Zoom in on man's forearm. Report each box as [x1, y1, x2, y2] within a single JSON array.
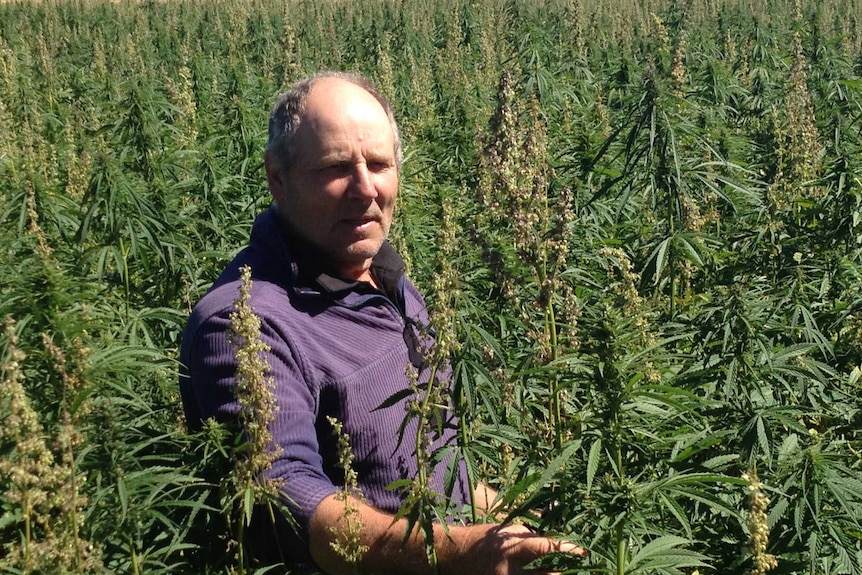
[[308, 492, 585, 575], [309, 493, 457, 575]]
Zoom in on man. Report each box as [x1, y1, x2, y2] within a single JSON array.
[[180, 71, 583, 574]]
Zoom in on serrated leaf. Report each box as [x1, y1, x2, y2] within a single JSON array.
[[243, 487, 255, 524], [587, 438, 602, 495], [373, 387, 414, 411], [536, 439, 581, 489], [777, 433, 799, 463], [628, 535, 708, 572]]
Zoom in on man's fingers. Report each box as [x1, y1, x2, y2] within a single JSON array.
[[507, 536, 587, 575], [486, 523, 589, 575], [535, 537, 587, 558], [555, 540, 588, 556], [514, 533, 587, 559]]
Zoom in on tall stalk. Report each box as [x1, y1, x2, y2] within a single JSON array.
[[412, 361, 441, 573], [616, 522, 627, 575], [546, 302, 562, 450]]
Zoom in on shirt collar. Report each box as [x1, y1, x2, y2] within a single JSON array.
[[277, 214, 406, 300], [312, 242, 404, 296]]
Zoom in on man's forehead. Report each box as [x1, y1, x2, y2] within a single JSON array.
[[296, 78, 394, 145], [306, 77, 384, 114]]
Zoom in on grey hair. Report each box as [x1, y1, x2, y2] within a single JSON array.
[[265, 71, 403, 171]]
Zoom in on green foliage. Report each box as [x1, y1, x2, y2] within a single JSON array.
[[1, 0, 861, 573]]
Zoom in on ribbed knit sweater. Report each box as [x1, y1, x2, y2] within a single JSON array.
[[179, 206, 471, 564]]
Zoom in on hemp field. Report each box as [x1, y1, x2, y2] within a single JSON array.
[[1, 0, 861, 573]]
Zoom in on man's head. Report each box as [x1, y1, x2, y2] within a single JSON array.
[[264, 73, 401, 283], [266, 72, 403, 175]]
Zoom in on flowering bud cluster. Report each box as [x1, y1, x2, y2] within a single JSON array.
[[742, 469, 778, 575], [1, 318, 101, 571], [227, 265, 283, 498], [326, 416, 369, 566]]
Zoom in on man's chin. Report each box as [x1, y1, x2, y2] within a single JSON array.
[[344, 238, 383, 259], [329, 241, 383, 277]]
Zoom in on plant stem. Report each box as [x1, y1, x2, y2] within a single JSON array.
[[236, 515, 246, 575], [129, 534, 141, 575], [23, 490, 31, 574], [546, 303, 562, 450], [120, 238, 131, 322], [414, 362, 440, 574], [616, 522, 626, 575], [459, 413, 479, 524]]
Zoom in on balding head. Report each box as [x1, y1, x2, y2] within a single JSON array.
[[266, 72, 402, 174]]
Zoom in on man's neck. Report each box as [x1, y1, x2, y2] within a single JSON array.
[[345, 265, 378, 288]]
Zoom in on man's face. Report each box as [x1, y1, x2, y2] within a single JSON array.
[[266, 78, 399, 282]]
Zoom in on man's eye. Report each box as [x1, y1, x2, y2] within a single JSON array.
[[368, 161, 392, 172], [321, 163, 349, 174]]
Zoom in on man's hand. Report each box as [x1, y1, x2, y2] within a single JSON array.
[[440, 522, 587, 575]]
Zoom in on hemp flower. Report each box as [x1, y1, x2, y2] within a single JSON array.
[[25, 179, 52, 258], [670, 28, 688, 97], [1, 318, 101, 572], [326, 416, 369, 568], [742, 469, 778, 575], [227, 265, 282, 496]]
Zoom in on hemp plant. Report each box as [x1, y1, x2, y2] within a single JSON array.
[[389, 315, 452, 574], [473, 68, 579, 453], [326, 415, 369, 572], [222, 264, 288, 573], [0, 318, 102, 574], [385, 193, 470, 574]]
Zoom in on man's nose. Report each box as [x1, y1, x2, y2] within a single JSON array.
[[349, 163, 377, 198]]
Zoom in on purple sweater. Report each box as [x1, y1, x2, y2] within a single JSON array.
[[179, 207, 471, 561]]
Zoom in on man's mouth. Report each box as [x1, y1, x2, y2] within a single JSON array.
[[343, 216, 378, 232]]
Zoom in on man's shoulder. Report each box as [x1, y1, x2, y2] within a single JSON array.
[[190, 270, 292, 324], [401, 275, 429, 310], [189, 277, 243, 322]]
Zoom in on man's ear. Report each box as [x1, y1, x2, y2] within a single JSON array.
[[264, 150, 286, 204]]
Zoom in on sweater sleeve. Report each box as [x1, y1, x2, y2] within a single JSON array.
[[179, 299, 338, 536]]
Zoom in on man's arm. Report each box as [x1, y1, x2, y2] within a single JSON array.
[[309, 493, 584, 575]]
